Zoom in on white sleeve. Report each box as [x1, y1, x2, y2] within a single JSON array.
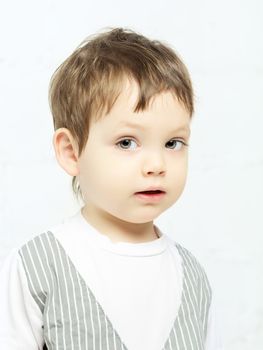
[[205, 294, 224, 350], [0, 248, 44, 350]]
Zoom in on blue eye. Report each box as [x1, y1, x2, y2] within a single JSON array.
[[116, 138, 188, 150]]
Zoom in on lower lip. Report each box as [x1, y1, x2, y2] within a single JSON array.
[[134, 192, 166, 202]]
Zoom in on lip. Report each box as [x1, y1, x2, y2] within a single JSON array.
[[135, 186, 166, 193], [134, 191, 166, 202], [134, 186, 166, 203]]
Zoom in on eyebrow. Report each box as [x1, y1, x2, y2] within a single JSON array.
[[118, 121, 190, 134]]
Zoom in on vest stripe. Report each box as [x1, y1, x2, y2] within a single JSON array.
[[46, 233, 67, 349], [32, 238, 53, 345], [38, 235, 58, 348], [179, 251, 202, 348], [26, 242, 46, 305], [201, 267, 210, 334], [64, 249, 80, 349], [180, 251, 203, 348], [20, 244, 44, 308], [19, 232, 212, 350], [176, 244, 212, 346]]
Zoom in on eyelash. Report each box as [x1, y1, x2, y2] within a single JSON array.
[[116, 138, 189, 150]]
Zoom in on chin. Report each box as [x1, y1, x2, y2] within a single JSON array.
[[121, 210, 165, 224]]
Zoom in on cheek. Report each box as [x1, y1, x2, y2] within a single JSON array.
[[178, 159, 188, 189], [78, 154, 130, 196], [170, 157, 188, 187], [96, 149, 134, 177]]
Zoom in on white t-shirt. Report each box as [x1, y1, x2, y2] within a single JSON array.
[[0, 210, 223, 349]]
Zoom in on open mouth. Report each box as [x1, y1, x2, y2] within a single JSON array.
[[137, 190, 164, 194], [134, 190, 166, 202]]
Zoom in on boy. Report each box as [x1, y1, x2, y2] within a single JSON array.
[[0, 27, 222, 349]]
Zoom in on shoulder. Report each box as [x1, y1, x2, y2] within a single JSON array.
[[13, 213, 80, 276], [175, 242, 213, 297], [18, 231, 53, 255], [175, 241, 208, 276], [0, 246, 20, 275], [17, 230, 64, 276], [17, 214, 71, 258]]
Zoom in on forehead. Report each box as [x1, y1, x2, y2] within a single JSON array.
[[116, 119, 190, 135], [92, 78, 190, 131]]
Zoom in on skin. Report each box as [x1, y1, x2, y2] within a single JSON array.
[[53, 78, 191, 244]]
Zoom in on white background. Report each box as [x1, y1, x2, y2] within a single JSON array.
[[0, 1, 262, 349]]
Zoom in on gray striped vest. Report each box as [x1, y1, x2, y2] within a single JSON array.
[[19, 231, 212, 350]]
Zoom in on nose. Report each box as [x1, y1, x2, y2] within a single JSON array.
[[142, 152, 166, 176]]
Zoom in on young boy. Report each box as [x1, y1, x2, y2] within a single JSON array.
[[0, 27, 222, 349]]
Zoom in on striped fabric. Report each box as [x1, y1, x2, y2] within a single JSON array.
[[19, 231, 212, 350]]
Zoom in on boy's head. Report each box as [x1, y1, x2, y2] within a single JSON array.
[[50, 27, 194, 225]]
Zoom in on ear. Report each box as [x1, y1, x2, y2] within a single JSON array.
[[52, 128, 80, 176]]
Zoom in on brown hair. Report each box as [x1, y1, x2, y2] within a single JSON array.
[[48, 27, 195, 202]]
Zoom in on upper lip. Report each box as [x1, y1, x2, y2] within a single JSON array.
[[135, 186, 166, 193]]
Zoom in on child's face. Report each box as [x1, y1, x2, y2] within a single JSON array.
[[77, 78, 191, 226]]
